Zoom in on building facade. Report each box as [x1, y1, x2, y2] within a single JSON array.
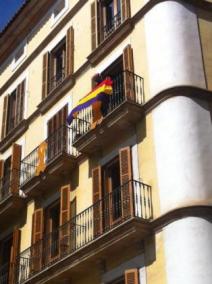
[[0, 0, 212, 283]]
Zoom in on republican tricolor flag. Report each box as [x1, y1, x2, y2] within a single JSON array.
[[67, 78, 113, 124]]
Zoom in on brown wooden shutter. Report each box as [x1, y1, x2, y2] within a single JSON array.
[[1, 95, 9, 140], [47, 104, 68, 160], [92, 166, 103, 237], [123, 44, 135, 101], [70, 197, 76, 251], [91, 1, 97, 51], [31, 208, 44, 272], [42, 52, 49, 100], [119, 147, 133, 218], [15, 80, 25, 126], [32, 208, 44, 244], [9, 228, 21, 284], [66, 26, 74, 76], [0, 160, 4, 197], [59, 184, 71, 255], [97, 1, 103, 44], [46, 209, 53, 264], [125, 269, 139, 284], [0, 160, 4, 179], [10, 143, 21, 195], [121, 0, 131, 22]]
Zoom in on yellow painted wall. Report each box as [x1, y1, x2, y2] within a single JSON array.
[[0, 1, 167, 282], [198, 10, 212, 90], [137, 114, 161, 218], [145, 232, 167, 284], [20, 201, 35, 252]]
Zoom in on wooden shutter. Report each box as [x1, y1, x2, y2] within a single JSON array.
[[125, 269, 139, 284], [46, 213, 53, 262], [121, 0, 131, 21], [119, 147, 133, 218], [0, 160, 4, 180], [0, 160, 4, 200], [59, 184, 71, 255], [15, 80, 25, 126], [91, 1, 97, 51], [10, 144, 21, 195], [42, 52, 49, 100], [97, 1, 104, 44], [31, 208, 44, 272], [9, 229, 21, 284], [92, 166, 103, 237], [47, 104, 68, 160], [66, 26, 74, 76], [123, 44, 135, 101], [32, 209, 44, 244], [70, 198, 76, 251], [1, 95, 9, 140]]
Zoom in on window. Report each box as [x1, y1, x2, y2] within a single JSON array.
[[7, 90, 17, 134], [0, 235, 13, 265], [52, 0, 68, 25], [0, 234, 13, 283], [91, 0, 130, 50], [103, 157, 122, 226], [49, 39, 66, 92], [102, 0, 121, 39], [45, 201, 60, 260], [14, 47, 25, 63], [12, 43, 27, 70], [1, 80, 25, 140], [97, 56, 124, 116], [42, 26, 74, 99], [109, 277, 125, 284], [1, 157, 11, 200], [54, 0, 65, 17], [92, 147, 133, 237], [47, 104, 68, 161]]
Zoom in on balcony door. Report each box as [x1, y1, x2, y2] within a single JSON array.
[[49, 39, 66, 91], [101, 0, 121, 39], [45, 202, 60, 263], [103, 157, 122, 230], [47, 104, 68, 162], [1, 157, 11, 200], [0, 235, 12, 283], [101, 56, 124, 115], [92, 146, 133, 237]]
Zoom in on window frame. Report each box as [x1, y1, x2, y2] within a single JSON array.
[[12, 41, 27, 71], [51, 0, 69, 27], [6, 90, 17, 135], [49, 38, 66, 92]]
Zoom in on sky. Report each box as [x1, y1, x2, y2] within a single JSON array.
[[0, 0, 25, 32]]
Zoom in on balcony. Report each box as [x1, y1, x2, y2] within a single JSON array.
[[72, 71, 144, 154], [0, 169, 23, 226], [16, 180, 152, 284], [20, 125, 79, 197], [48, 67, 66, 94], [0, 263, 9, 284], [103, 12, 122, 40]]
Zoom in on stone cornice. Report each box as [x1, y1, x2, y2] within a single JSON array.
[[152, 205, 212, 231]]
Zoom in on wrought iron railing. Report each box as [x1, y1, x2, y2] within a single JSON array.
[[20, 125, 79, 186], [0, 262, 10, 284], [0, 169, 20, 203], [0, 172, 11, 203], [48, 67, 66, 93], [103, 11, 122, 39], [71, 70, 144, 142], [6, 112, 24, 136], [16, 180, 152, 283]]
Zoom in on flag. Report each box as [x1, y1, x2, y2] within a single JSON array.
[[67, 78, 113, 124]]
